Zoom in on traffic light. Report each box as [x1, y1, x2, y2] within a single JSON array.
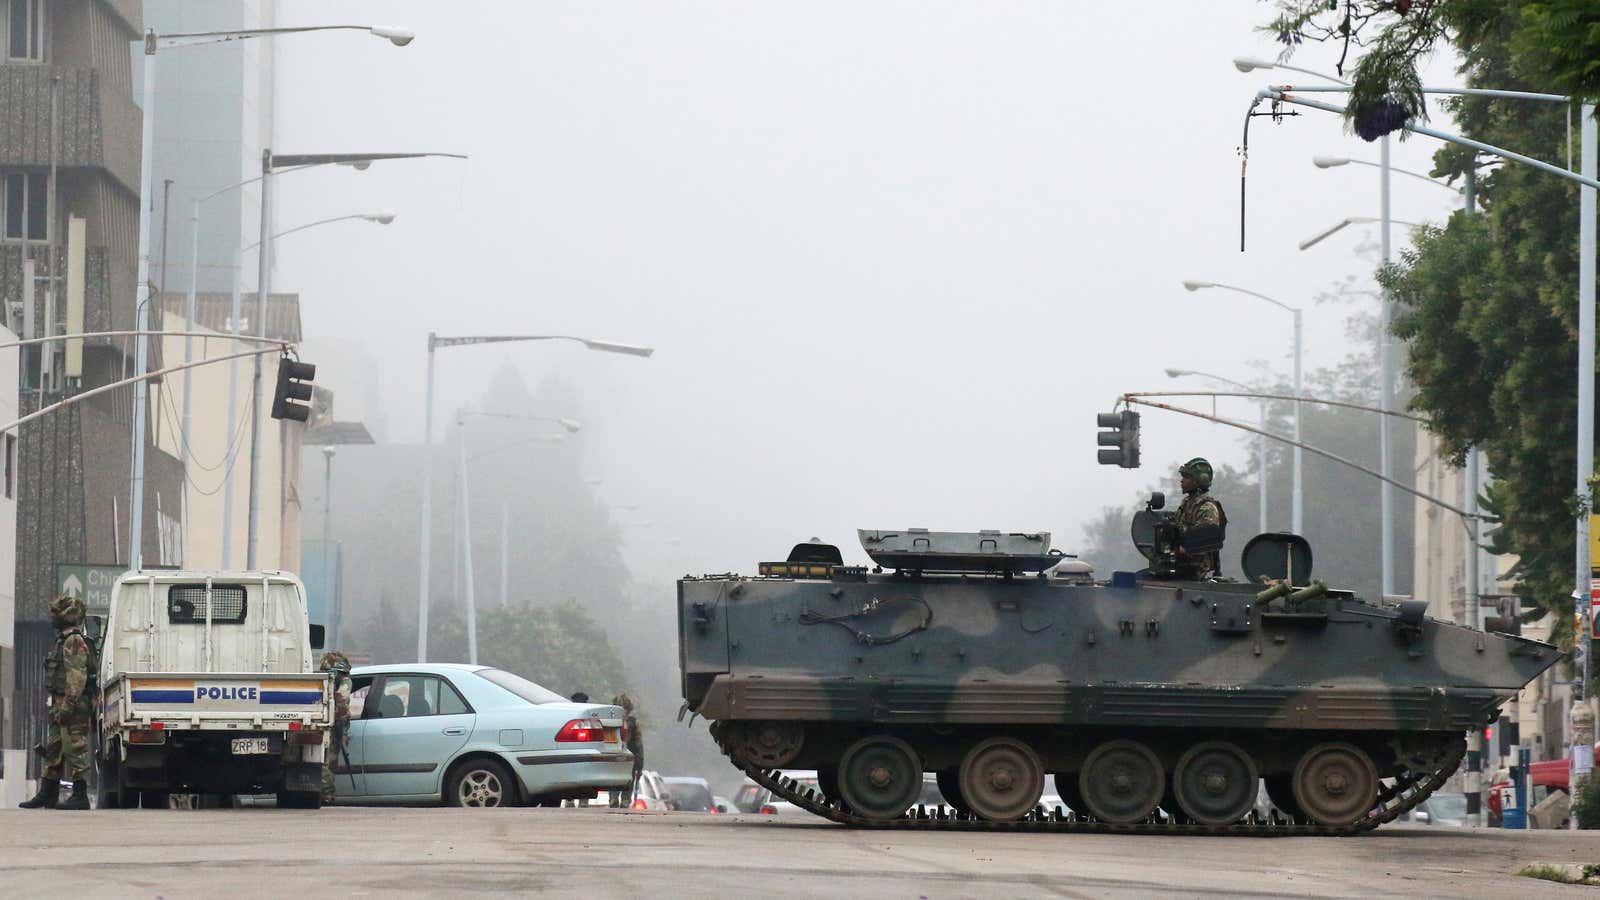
[[271, 355, 317, 422], [1096, 409, 1140, 468]]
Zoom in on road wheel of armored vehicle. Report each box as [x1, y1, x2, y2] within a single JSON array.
[[837, 735, 923, 822], [1291, 742, 1378, 828], [728, 721, 805, 769], [958, 738, 1045, 823], [1173, 741, 1258, 827], [1080, 739, 1164, 825], [448, 758, 515, 808], [936, 768, 972, 815]]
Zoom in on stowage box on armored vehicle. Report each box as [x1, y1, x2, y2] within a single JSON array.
[[677, 521, 1559, 834]]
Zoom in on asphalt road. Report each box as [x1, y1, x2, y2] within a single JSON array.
[[3, 806, 1599, 898]]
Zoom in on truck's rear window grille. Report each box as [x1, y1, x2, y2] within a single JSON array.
[[167, 585, 247, 625]]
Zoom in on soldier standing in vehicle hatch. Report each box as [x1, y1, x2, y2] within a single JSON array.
[[20, 595, 94, 810], [318, 651, 353, 804], [1175, 457, 1227, 579]]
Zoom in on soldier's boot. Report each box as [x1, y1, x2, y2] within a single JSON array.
[[18, 778, 60, 809], [57, 780, 89, 810]]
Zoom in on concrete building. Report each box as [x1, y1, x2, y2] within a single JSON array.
[[158, 290, 303, 573], [142, 0, 276, 297], [0, 0, 188, 756]]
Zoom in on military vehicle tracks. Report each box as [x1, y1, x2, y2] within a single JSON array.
[[722, 736, 1465, 837]]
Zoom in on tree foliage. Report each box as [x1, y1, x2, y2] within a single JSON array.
[[1263, 0, 1600, 132], [1379, 6, 1592, 643]]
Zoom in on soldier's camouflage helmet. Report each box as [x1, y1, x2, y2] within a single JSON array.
[[318, 650, 351, 674], [49, 593, 86, 626], [1179, 457, 1214, 490]]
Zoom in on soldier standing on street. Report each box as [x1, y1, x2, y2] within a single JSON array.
[[610, 692, 643, 808], [1175, 457, 1227, 579], [20, 595, 94, 810], [318, 651, 353, 805]]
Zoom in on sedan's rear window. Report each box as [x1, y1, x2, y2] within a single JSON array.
[[668, 783, 713, 811], [476, 668, 568, 705]]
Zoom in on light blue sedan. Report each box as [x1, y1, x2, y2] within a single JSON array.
[[338, 664, 633, 807]]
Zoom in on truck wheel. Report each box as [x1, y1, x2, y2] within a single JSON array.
[[276, 790, 323, 810], [93, 754, 121, 809]]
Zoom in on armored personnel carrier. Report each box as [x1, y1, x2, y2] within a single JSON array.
[[677, 503, 1559, 834]]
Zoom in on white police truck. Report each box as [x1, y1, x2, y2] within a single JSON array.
[[93, 571, 334, 808]]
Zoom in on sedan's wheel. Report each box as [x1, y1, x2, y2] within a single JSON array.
[[958, 737, 1045, 823], [449, 759, 516, 808], [1052, 772, 1085, 816], [1173, 740, 1258, 827], [1079, 739, 1164, 825], [936, 768, 971, 814], [1291, 742, 1377, 828], [837, 735, 922, 822]]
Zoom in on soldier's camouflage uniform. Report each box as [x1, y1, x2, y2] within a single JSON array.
[[1175, 489, 1224, 578], [319, 651, 353, 803]]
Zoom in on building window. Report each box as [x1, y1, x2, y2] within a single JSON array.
[[2, 171, 47, 241], [3, 433, 13, 499], [5, 0, 44, 62]]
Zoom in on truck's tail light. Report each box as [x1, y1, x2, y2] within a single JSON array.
[[631, 798, 648, 810], [128, 729, 166, 745], [555, 718, 605, 743]]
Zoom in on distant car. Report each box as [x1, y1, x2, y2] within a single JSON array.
[[735, 770, 821, 814], [664, 777, 716, 812], [1404, 791, 1467, 826], [627, 769, 672, 810], [711, 794, 737, 814], [342, 664, 632, 808]]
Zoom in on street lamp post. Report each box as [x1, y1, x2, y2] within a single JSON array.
[[454, 411, 581, 659], [128, 23, 414, 572], [321, 445, 339, 647], [417, 334, 652, 662], [242, 152, 462, 571], [1181, 281, 1303, 534], [215, 209, 396, 567], [1166, 368, 1268, 535]]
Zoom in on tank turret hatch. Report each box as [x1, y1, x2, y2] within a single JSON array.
[[858, 528, 1059, 574], [1240, 532, 1314, 585]]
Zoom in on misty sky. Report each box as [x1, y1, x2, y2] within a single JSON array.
[[268, 2, 1466, 583]]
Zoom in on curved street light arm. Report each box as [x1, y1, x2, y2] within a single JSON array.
[[1270, 83, 1568, 103], [1122, 394, 1485, 522], [1260, 90, 1600, 191], [1127, 390, 1432, 424], [1190, 281, 1300, 313], [241, 213, 393, 252]]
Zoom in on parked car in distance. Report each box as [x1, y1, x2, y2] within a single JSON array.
[[1402, 791, 1467, 826], [664, 777, 715, 812], [627, 769, 672, 810], [342, 664, 632, 808], [735, 770, 821, 814]]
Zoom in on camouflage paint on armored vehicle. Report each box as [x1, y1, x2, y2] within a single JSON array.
[[677, 514, 1559, 834]]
